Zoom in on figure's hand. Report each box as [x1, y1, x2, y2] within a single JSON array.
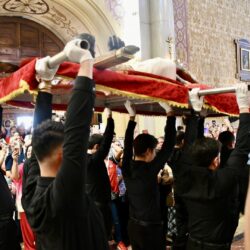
[[159, 102, 172, 113], [108, 35, 125, 51], [35, 56, 59, 81], [104, 107, 112, 118], [235, 83, 249, 110], [64, 39, 93, 63], [189, 88, 204, 112], [124, 100, 136, 117]]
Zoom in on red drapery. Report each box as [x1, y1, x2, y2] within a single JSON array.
[[0, 58, 239, 116]]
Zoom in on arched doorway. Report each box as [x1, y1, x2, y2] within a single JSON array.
[[0, 16, 64, 66]]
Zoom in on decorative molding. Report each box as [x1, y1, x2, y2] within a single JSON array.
[[0, 1, 122, 55], [43, 6, 77, 37], [173, 0, 189, 67], [3, 0, 49, 14]]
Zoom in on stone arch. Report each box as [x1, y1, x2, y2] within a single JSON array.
[[0, 0, 121, 56]]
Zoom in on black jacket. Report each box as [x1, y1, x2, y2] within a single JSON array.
[[86, 117, 114, 204], [177, 113, 250, 244], [22, 77, 109, 250], [122, 116, 176, 222]]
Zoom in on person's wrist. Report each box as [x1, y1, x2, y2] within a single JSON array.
[[166, 110, 174, 116], [239, 107, 249, 113], [13, 158, 18, 162], [38, 80, 52, 92]]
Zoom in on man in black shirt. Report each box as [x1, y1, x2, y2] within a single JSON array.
[[86, 107, 114, 238], [22, 40, 109, 250], [122, 100, 176, 250], [177, 85, 250, 250]]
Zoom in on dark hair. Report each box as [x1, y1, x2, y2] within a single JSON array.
[[32, 120, 64, 161], [177, 125, 184, 131], [190, 138, 220, 167], [88, 134, 103, 149], [25, 144, 32, 159], [4, 120, 11, 127], [133, 134, 158, 157], [75, 33, 96, 58], [218, 131, 235, 146], [176, 131, 185, 145]]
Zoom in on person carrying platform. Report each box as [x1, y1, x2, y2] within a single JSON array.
[[22, 39, 109, 250]]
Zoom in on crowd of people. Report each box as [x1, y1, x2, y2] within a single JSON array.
[[0, 36, 249, 250]]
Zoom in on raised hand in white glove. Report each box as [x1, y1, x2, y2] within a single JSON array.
[[235, 83, 249, 109], [159, 102, 172, 113], [35, 56, 59, 81], [64, 39, 93, 63], [189, 88, 204, 112], [124, 100, 136, 117], [104, 107, 112, 117]]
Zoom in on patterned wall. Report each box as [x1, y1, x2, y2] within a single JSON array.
[[187, 0, 250, 86], [104, 0, 125, 27], [173, 0, 189, 67]]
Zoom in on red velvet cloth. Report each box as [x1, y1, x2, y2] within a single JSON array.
[[0, 59, 241, 116]]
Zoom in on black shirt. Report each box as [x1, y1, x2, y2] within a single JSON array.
[[178, 113, 250, 244], [22, 77, 109, 250], [122, 116, 176, 222], [86, 117, 114, 204]]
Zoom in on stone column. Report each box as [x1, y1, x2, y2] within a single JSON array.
[[139, 0, 176, 60], [139, 0, 151, 60]]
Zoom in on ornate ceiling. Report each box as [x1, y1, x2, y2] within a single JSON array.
[[0, 0, 121, 55]]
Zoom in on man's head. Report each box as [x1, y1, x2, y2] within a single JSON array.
[[218, 131, 235, 149], [32, 120, 64, 175], [176, 131, 185, 147], [190, 137, 220, 170], [177, 125, 184, 132], [133, 134, 158, 162], [4, 120, 11, 128], [212, 120, 216, 126], [88, 134, 103, 153]]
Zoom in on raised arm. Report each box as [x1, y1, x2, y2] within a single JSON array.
[[151, 102, 176, 175], [245, 170, 250, 250], [52, 45, 94, 208], [22, 56, 56, 211], [122, 100, 136, 177], [224, 84, 250, 171], [183, 88, 205, 148], [94, 108, 114, 160], [10, 149, 20, 181]]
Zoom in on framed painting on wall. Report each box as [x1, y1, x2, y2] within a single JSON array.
[[235, 39, 250, 81]]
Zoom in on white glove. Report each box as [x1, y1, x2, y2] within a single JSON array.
[[235, 83, 249, 109], [159, 102, 172, 113], [189, 88, 204, 112], [35, 56, 59, 81], [124, 100, 136, 116], [104, 107, 112, 117], [64, 39, 93, 63]]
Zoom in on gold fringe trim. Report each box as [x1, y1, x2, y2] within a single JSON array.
[[96, 85, 188, 109], [0, 80, 37, 104], [203, 103, 238, 117]]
